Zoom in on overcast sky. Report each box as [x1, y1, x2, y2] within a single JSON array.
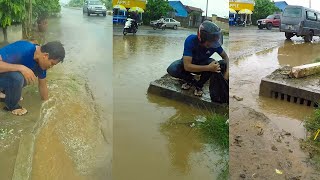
[[275, 0, 320, 11]]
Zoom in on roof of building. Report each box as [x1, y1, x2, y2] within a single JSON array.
[[168, 1, 188, 17], [274, 1, 288, 11], [184, 5, 203, 13]]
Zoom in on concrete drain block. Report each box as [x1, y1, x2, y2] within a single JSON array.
[[259, 68, 320, 107]]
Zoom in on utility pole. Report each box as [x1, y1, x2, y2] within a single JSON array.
[[205, 0, 208, 20], [309, 0, 311, 8]]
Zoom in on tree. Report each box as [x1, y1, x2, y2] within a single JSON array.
[[68, 0, 84, 7], [252, 0, 280, 25], [0, 0, 25, 42], [143, 0, 173, 24]]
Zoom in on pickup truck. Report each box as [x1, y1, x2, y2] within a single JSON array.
[[257, 14, 281, 30]]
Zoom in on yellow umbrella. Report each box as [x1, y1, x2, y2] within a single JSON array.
[[113, 4, 127, 11], [129, 7, 144, 13], [238, 9, 253, 14], [229, 8, 237, 14]]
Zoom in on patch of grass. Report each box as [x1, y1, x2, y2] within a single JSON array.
[[313, 57, 320, 63], [198, 113, 229, 180], [198, 113, 229, 150], [303, 109, 320, 169]]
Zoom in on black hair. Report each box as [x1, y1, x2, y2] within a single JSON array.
[[41, 41, 65, 62]]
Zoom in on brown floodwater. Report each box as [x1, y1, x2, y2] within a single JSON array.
[[230, 38, 320, 138], [113, 28, 229, 180], [0, 8, 112, 179]]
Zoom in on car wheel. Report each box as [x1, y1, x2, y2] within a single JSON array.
[[123, 29, 127, 35], [103, 13, 106, 17], [162, 25, 166, 30], [304, 30, 313, 42], [153, 26, 157, 30], [285, 32, 294, 40], [266, 23, 272, 30], [173, 25, 177, 30], [258, 25, 263, 29], [87, 11, 90, 16]]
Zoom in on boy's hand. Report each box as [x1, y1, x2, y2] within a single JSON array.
[[208, 61, 221, 73], [19, 65, 37, 85]]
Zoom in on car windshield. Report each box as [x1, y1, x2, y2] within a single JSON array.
[[89, 1, 102, 5], [266, 15, 275, 19], [283, 8, 302, 18]]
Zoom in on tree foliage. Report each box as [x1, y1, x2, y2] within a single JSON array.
[[143, 0, 173, 24], [68, 0, 84, 7], [32, 0, 61, 20], [252, 0, 280, 25], [0, 0, 25, 28]]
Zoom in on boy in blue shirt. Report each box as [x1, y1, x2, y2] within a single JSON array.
[[0, 40, 65, 115], [167, 21, 229, 97]]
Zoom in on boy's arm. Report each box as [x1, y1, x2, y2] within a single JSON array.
[[38, 78, 49, 100]]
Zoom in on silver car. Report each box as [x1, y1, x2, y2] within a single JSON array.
[[150, 18, 181, 30], [83, 0, 107, 16]]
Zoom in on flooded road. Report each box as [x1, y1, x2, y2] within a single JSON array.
[[0, 8, 112, 179], [113, 26, 229, 179], [230, 27, 320, 138]]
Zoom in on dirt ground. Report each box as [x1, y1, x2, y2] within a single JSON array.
[[229, 26, 320, 179]]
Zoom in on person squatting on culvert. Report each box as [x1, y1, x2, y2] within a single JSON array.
[[0, 40, 65, 116], [167, 21, 229, 100]]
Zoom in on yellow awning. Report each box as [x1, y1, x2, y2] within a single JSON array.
[[238, 9, 253, 15], [128, 7, 144, 13], [113, 5, 127, 11], [229, 8, 237, 14]]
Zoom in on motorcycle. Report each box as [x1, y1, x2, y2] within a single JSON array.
[[123, 18, 138, 35], [153, 22, 166, 30]]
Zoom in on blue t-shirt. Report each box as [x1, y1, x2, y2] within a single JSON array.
[[183, 34, 224, 65], [0, 40, 46, 79]]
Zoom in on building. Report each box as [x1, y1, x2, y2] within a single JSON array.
[[112, 0, 147, 24], [168, 1, 202, 28], [185, 5, 203, 27], [274, 1, 288, 12], [229, 0, 255, 25]]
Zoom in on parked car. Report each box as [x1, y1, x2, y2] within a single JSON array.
[[280, 5, 320, 42], [257, 14, 281, 30], [150, 18, 181, 30], [83, 0, 107, 16]]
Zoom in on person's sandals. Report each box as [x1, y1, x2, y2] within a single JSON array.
[[3, 106, 28, 116], [194, 87, 204, 97], [181, 82, 192, 90]]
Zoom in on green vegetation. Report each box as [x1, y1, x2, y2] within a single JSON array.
[[0, 0, 25, 42], [0, 0, 61, 41], [198, 113, 229, 180], [198, 114, 229, 150], [252, 0, 280, 25], [303, 109, 320, 169], [143, 0, 173, 25]]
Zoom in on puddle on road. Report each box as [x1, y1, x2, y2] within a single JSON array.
[[114, 33, 229, 179], [231, 39, 320, 138]]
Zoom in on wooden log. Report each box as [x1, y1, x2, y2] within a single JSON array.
[[290, 62, 320, 78]]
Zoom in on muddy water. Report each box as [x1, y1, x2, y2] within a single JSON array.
[[0, 8, 112, 179], [230, 38, 320, 138], [113, 29, 229, 179]]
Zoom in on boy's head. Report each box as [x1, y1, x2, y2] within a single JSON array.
[[37, 41, 65, 70], [197, 21, 223, 48]]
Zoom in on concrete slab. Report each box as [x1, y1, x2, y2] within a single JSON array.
[[259, 67, 320, 107], [147, 74, 227, 110]]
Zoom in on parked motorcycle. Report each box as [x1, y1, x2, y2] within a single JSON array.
[[123, 18, 138, 35]]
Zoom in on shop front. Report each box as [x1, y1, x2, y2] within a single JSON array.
[[229, 1, 254, 26]]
